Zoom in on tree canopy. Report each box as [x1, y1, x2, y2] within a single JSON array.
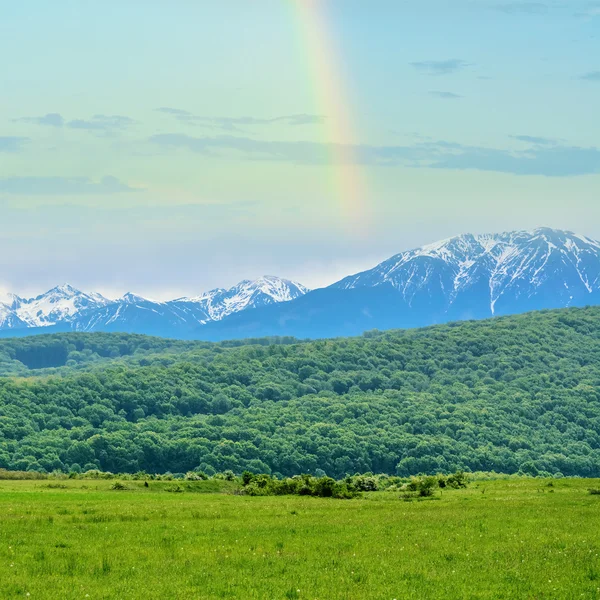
[[1, 307, 600, 478]]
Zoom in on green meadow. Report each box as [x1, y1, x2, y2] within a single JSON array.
[[1, 478, 599, 599]]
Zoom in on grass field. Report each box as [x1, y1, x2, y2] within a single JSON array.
[[1, 478, 599, 599]]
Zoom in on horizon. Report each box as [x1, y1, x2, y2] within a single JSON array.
[[0, 225, 596, 302]]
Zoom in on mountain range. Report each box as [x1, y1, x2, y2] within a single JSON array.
[[2, 228, 600, 340]]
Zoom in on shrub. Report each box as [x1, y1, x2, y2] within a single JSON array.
[[348, 475, 379, 492], [313, 477, 337, 497], [417, 476, 439, 497], [185, 471, 208, 481], [240, 473, 359, 499], [401, 471, 468, 498], [446, 471, 469, 489], [215, 470, 236, 481]]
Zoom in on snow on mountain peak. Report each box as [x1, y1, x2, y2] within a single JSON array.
[[120, 292, 159, 304], [10, 284, 111, 327], [332, 228, 600, 317], [180, 276, 309, 321], [50, 283, 79, 295], [1, 230, 598, 337]]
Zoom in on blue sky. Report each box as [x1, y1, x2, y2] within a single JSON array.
[[1, 0, 599, 299]]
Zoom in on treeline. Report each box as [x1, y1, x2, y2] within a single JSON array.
[[0, 466, 470, 499], [240, 470, 468, 498], [0, 331, 301, 375], [1, 307, 600, 478]]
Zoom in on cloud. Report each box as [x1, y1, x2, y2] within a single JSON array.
[[149, 132, 600, 177], [68, 115, 135, 131], [427, 144, 600, 177], [150, 133, 335, 163], [429, 91, 463, 99], [0, 137, 28, 152], [494, 2, 549, 14], [410, 59, 471, 76], [574, 2, 600, 18], [156, 107, 193, 118], [0, 176, 141, 195], [155, 107, 325, 131], [580, 71, 600, 81], [510, 135, 558, 145], [14, 113, 65, 127], [13, 113, 135, 132]]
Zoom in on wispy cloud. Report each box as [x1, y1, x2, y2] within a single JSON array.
[[155, 107, 325, 131], [510, 135, 559, 145], [13, 113, 135, 132], [15, 113, 65, 127], [427, 143, 599, 177], [0, 137, 29, 152], [429, 91, 463, 100], [68, 115, 135, 131], [410, 59, 471, 76], [574, 2, 600, 18], [156, 107, 193, 118], [149, 132, 600, 177], [494, 2, 549, 14], [0, 176, 141, 195], [580, 71, 600, 81]]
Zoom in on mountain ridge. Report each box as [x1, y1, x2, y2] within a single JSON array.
[[2, 228, 599, 339], [0, 276, 309, 335]]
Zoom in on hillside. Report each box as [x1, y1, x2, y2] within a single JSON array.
[[1, 306, 600, 477]]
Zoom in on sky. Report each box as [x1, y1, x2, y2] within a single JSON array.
[[1, 0, 599, 300]]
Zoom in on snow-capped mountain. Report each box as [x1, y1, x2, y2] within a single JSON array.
[[68, 276, 308, 334], [332, 228, 600, 320], [192, 228, 600, 341], [2, 230, 600, 341], [178, 276, 309, 321], [0, 302, 27, 330], [6, 284, 110, 328], [0, 277, 309, 337]]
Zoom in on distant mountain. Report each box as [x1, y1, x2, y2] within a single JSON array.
[[195, 228, 600, 340], [0, 303, 27, 330], [7, 284, 110, 327], [0, 277, 309, 337], [2, 229, 600, 340], [333, 228, 600, 319], [175, 276, 309, 321]]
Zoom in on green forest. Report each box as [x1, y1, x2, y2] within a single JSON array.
[[1, 306, 600, 478]]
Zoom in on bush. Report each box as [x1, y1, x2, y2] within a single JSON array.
[[402, 471, 468, 498], [347, 475, 379, 492], [215, 470, 236, 481], [185, 471, 208, 481], [241, 473, 360, 499], [417, 476, 439, 497], [446, 471, 469, 489]]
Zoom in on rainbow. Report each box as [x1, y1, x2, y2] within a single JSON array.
[[291, 0, 369, 232]]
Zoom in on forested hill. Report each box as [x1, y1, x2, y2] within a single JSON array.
[[1, 306, 600, 478]]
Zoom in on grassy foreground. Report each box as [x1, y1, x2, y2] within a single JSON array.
[[0, 478, 599, 599]]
